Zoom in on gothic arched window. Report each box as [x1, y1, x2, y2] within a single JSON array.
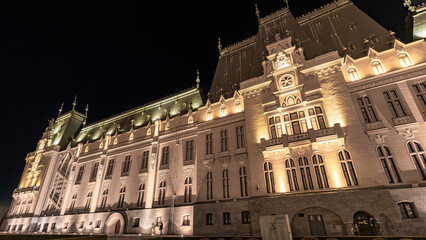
[[264, 162, 275, 193], [398, 53, 413, 68], [298, 157, 314, 190], [377, 146, 402, 183], [312, 154, 329, 188], [407, 141, 426, 180], [184, 177, 192, 203], [285, 159, 299, 191], [338, 150, 358, 186]]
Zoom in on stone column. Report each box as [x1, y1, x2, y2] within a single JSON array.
[[60, 162, 77, 215], [90, 153, 107, 213], [145, 141, 159, 209]]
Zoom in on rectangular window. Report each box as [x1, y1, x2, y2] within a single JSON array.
[[50, 222, 55, 230], [105, 159, 114, 179], [90, 162, 99, 182], [121, 155, 131, 176], [161, 146, 170, 166], [206, 213, 213, 225], [383, 90, 408, 118], [398, 202, 417, 219], [236, 126, 245, 149], [269, 116, 283, 138], [412, 82, 426, 111], [75, 166, 85, 184], [223, 212, 231, 225], [182, 215, 190, 226], [241, 211, 250, 224], [185, 140, 194, 161], [133, 218, 140, 227], [206, 133, 213, 155], [220, 130, 228, 152], [357, 96, 378, 123], [307, 107, 327, 130], [141, 151, 149, 170]]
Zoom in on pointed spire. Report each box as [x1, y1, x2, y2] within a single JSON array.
[[196, 69, 200, 88], [218, 37, 222, 55], [57, 102, 64, 118], [255, 4, 260, 21], [284, 0, 290, 10], [72, 95, 77, 111], [83, 104, 89, 125]]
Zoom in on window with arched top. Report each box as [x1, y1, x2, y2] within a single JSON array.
[[235, 100, 241, 113], [158, 181, 166, 205], [206, 171, 213, 200], [338, 150, 358, 186], [220, 105, 226, 117], [348, 68, 360, 81], [118, 187, 126, 208], [285, 159, 299, 191], [371, 61, 385, 75], [239, 167, 248, 197], [100, 189, 108, 210], [377, 146, 402, 183], [137, 184, 145, 207], [312, 154, 329, 188], [206, 108, 212, 120], [398, 53, 413, 68], [84, 191, 92, 211], [298, 157, 314, 190], [407, 141, 426, 180], [222, 169, 230, 198], [264, 162, 275, 193], [69, 194, 77, 212], [184, 177, 192, 203]]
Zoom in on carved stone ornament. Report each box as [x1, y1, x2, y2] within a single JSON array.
[[151, 153, 157, 169], [374, 134, 385, 145], [323, 142, 332, 152], [275, 52, 291, 70], [160, 172, 168, 180], [273, 151, 280, 160], [296, 147, 305, 156], [403, 129, 415, 140], [238, 157, 245, 166], [184, 167, 193, 176]]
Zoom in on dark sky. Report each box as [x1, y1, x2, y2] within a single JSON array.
[[0, 0, 409, 212]]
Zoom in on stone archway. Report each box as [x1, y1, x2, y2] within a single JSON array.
[[105, 212, 125, 235], [292, 207, 346, 236], [353, 211, 378, 236]]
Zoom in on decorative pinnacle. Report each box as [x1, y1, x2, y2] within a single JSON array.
[[284, 0, 289, 10], [218, 37, 222, 53], [57, 102, 64, 118], [72, 95, 77, 111], [196, 69, 200, 88], [83, 104, 89, 125], [255, 4, 260, 21]]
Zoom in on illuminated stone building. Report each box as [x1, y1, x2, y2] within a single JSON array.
[[3, 0, 426, 237]]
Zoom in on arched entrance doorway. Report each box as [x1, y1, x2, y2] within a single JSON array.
[[105, 212, 126, 235], [353, 211, 377, 236]]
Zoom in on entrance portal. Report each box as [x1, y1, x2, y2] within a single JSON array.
[[308, 214, 326, 236], [105, 212, 126, 235], [353, 211, 377, 236], [114, 220, 121, 235]]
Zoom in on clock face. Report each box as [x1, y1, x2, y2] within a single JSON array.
[[280, 74, 294, 87]]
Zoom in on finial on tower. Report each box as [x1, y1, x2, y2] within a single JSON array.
[[57, 102, 64, 118], [72, 95, 77, 111], [284, 0, 290, 10], [196, 69, 200, 88], [218, 37, 222, 54], [255, 4, 260, 21], [83, 104, 89, 125]]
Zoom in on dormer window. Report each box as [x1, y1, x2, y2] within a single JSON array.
[[371, 61, 385, 75], [348, 68, 360, 81], [279, 74, 295, 88], [235, 101, 241, 113], [398, 53, 413, 68], [220, 105, 226, 117], [206, 108, 212, 120]]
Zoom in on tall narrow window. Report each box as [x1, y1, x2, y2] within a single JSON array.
[[235, 100, 241, 113], [90, 162, 99, 182], [184, 177, 192, 203], [141, 151, 149, 170], [412, 82, 426, 111], [307, 107, 326, 130], [298, 157, 314, 190], [220, 104, 226, 117], [75, 166, 84, 184], [239, 167, 248, 197], [84, 192, 92, 211], [185, 140, 194, 161], [137, 184, 145, 207], [407, 141, 426, 180], [371, 61, 385, 75], [377, 146, 402, 183], [339, 150, 358, 186], [236, 126, 245, 149], [268, 116, 283, 138], [121, 155, 131, 176], [206, 133, 213, 155], [158, 181, 166, 205], [206, 108, 212, 120], [105, 159, 114, 179], [348, 68, 360, 81], [100, 189, 108, 210], [117, 187, 126, 209], [220, 130, 228, 152], [383, 90, 407, 118], [285, 159, 299, 191], [357, 96, 378, 123], [182, 215, 191, 226], [161, 146, 170, 166], [222, 169, 230, 198], [69, 194, 77, 212], [312, 154, 329, 188], [207, 171, 213, 200], [241, 211, 250, 224], [206, 213, 213, 225], [398, 53, 413, 68], [223, 212, 231, 225], [264, 162, 275, 193]]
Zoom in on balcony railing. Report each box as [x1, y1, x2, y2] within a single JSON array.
[[365, 120, 385, 131], [266, 138, 282, 147], [288, 132, 310, 142], [392, 115, 416, 126]]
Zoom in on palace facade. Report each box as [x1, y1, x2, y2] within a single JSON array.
[[3, 0, 426, 237]]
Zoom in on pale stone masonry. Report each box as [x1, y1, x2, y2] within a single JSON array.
[[3, 0, 426, 237]]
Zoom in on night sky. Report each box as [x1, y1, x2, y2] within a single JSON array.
[[0, 0, 409, 213]]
